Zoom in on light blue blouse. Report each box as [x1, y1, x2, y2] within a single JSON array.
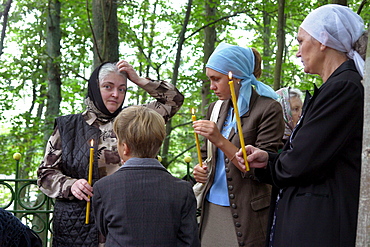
[[207, 107, 233, 206]]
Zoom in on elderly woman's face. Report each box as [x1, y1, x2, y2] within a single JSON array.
[[100, 73, 127, 113], [290, 96, 303, 127], [296, 28, 323, 75]]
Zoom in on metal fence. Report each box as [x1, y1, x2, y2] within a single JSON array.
[[0, 155, 194, 246], [0, 155, 53, 247]]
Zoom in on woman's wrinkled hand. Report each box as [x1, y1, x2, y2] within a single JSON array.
[[71, 179, 93, 201], [234, 145, 269, 171], [116, 60, 148, 86]]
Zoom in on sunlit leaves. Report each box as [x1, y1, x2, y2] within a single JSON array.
[[0, 0, 368, 179]]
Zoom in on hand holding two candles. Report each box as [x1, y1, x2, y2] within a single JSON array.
[[192, 117, 221, 183], [192, 108, 220, 183]]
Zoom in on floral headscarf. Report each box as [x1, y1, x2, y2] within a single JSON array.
[[86, 62, 125, 120], [276, 87, 294, 140]]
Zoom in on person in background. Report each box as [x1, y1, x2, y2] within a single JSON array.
[[235, 4, 367, 246], [275, 87, 303, 143], [93, 106, 200, 247], [192, 43, 284, 247], [37, 60, 184, 246], [0, 208, 42, 247]]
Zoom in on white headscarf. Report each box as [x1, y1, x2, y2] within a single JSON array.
[[300, 4, 365, 77]]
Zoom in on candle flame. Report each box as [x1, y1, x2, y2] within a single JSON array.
[[191, 108, 195, 115], [228, 71, 232, 80], [90, 139, 94, 146]]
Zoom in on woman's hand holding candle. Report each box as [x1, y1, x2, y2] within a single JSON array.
[[71, 179, 93, 201], [193, 163, 209, 184], [235, 145, 268, 171]]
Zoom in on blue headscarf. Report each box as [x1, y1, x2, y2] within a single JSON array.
[[206, 42, 278, 132]]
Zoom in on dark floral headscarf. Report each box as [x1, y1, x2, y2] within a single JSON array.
[[276, 87, 294, 140], [86, 62, 124, 119]]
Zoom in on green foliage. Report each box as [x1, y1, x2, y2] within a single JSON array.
[[0, 0, 368, 179]]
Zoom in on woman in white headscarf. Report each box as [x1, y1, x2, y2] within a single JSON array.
[[192, 43, 284, 247], [235, 4, 367, 246]]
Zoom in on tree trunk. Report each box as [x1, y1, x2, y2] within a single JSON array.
[[201, 0, 217, 117], [0, 0, 12, 58], [92, 0, 119, 68], [355, 27, 370, 247], [262, 3, 272, 81], [44, 0, 62, 140], [140, 1, 160, 103], [273, 0, 285, 90], [162, 0, 193, 168], [36, 0, 62, 241]]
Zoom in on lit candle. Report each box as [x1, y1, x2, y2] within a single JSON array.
[[228, 72, 250, 171], [191, 108, 203, 167], [85, 139, 94, 224]]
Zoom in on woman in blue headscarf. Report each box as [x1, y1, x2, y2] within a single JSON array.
[[193, 43, 284, 246]]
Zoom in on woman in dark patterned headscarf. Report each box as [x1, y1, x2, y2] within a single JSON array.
[[37, 60, 184, 246]]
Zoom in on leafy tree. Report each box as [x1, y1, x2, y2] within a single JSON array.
[[0, 0, 368, 180], [0, 1, 368, 244]]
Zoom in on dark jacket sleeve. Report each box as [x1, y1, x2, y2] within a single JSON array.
[[271, 79, 363, 188]]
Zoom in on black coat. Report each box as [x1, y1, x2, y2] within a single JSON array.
[[256, 60, 363, 247]]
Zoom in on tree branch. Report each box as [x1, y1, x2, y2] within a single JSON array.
[[0, 0, 12, 58], [357, 0, 368, 15], [86, 0, 102, 63]]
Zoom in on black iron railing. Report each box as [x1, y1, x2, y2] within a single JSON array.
[[0, 154, 53, 246]]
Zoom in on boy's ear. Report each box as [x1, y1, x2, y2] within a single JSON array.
[[122, 142, 130, 155]]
